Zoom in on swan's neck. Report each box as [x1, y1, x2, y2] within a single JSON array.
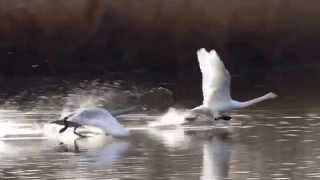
[[237, 93, 275, 108]]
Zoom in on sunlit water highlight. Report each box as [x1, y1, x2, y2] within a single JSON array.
[[0, 78, 320, 179]]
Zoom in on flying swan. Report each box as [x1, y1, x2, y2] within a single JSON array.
[[187, 48, 278, 121], [51, 108, 130, 138]]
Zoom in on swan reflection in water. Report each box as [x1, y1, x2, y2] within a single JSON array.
[[201, 131, 232, 180], [147, 124, 233, 180], [0, 132, 129, 170], [58, 134, 129, 168]]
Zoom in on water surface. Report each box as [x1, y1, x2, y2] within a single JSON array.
[[0, 78, 319, 180]]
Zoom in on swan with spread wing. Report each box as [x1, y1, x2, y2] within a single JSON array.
[[51, 108, 130, 138], [187, 48, 278, 121]]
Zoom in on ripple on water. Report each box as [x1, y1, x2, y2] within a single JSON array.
[[282, 116, 304, 119], [301, 139, 316, 143], [282, 134, 299, 137], [306, 173, 320, 178], [278, 121, 290, 125], [1, 78, 320, 180]]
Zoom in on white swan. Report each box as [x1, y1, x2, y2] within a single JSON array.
[[188, 48, 278, 120], [52, 108, 129, 138]]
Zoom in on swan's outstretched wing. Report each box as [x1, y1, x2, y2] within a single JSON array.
[[197, 48, 231, 106], [69, 108, 129, 137]]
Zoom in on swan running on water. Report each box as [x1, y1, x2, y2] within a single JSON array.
[[187, 48, 278, 121], [51, 108, 130, 138]]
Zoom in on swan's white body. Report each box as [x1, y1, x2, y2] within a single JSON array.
[[65, 108, 129, 137], [191, 48, 277, 118]]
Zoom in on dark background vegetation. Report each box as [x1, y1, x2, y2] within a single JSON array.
[[0, 0, 319, 93]]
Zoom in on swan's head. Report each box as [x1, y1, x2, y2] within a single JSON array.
[[265, 92, 278, 99]]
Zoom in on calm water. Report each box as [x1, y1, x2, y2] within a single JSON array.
[[0, 78, 320, 180]]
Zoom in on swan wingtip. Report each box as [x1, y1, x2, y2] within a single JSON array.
[[209, 49, 217, 55], [197, 48, 208, 54], [197, 48, 217, 53]]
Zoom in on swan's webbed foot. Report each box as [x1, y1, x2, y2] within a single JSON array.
[[214, 115, 232, 121], [73, 127, 86, 138]]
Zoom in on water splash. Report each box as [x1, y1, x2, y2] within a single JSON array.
[[60, 80, 140, 119], [147, 127, 191, 150], [0, 122, 43, 140], [61, 85, 115, 118], [148, 108, 191, 127]]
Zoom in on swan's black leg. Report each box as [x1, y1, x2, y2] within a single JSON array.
[[214, 115, 232, 121], [74, 139, 80, 153], [221, 115, 232, 121], [73, 127, 86, 138], [58, 114, 75, 133], [59, 118, 69, 133], [59, 126, 68, 133]]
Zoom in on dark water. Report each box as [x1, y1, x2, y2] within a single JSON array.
[[0, 78, 319, 180]]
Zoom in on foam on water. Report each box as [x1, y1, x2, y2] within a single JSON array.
[[0, 122, 44, 139], [0, 121, 101, 141], [147, 127, 192, 150], [148, 108, 190, 127]]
